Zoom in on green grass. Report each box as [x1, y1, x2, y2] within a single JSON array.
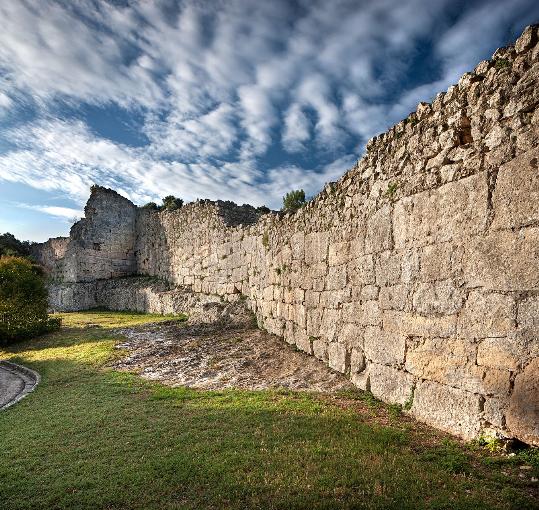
[[0, 311, 537, 510]]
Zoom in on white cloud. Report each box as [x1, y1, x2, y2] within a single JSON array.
[[282, 103, 311, 153], [18, 204, 84, 221], [0, 0, 536, 240]]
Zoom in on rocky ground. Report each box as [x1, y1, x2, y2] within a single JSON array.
[[111, 305, 353, 392]]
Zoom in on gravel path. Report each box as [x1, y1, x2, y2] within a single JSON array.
[[0, 361, 40, 410]]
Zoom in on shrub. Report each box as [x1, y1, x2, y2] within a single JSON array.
[[141, 202, 159, 211], [282, 189, 306, 212], [162, 196, 184, 211], [0, 256, 59, 345]]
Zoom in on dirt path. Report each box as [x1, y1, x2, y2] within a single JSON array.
[[112, 316, 353, 392]]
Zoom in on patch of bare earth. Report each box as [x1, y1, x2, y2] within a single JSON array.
[[111, 306, 353, 392]]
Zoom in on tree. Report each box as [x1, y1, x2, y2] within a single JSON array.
[[0, 232, 32, 257], [0, 256, 60, 344], [282, 189, 306, 212], [161, 196, 184, 211]]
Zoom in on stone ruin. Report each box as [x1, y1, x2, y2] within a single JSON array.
[[33, 26, 539, 445]]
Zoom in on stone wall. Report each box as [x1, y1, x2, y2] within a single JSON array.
[[35, 26, 539, 445]]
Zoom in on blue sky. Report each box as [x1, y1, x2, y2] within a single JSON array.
[[0, 0, 538, 242]]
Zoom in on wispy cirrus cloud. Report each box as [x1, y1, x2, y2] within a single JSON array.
[[0, 0, 538, 240]]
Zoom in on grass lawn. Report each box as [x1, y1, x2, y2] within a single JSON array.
[[0, 311, 537, 510]]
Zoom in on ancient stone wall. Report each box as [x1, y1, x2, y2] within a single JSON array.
[[35, 26, 539, 445]]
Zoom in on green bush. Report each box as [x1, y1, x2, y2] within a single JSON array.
[[0, 256, 60, 345], [282, 189, 306, 212]]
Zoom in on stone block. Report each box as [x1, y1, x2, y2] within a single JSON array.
[[477, 336, 527, 371], [375, 251, 401, 286], [363, 326, 406, 365], [350, 348, 366, 374], [458, 291, 515, 340], [349, 254, 376, 286], [360, 285, 379, 301], [328, 342, 348, 373], [506, 357, 539, 446], [305, 231, 329, 264], [338, 323, 363, 350], [491, 150, 539, 230], [411, 380, 483, 439], [464, 228, 539, 290], [312, 338, 328, 361], [328, 241, 350, 266], [393, 173, 488, 249], [412, 280, 464, 315], [365, 205, 393, 254], [378, 284, 408, 311], [326, 265, 347, 290], [483, 396, 508, 429], [369, 364, 415, 405], [383, 310, 457, 338]]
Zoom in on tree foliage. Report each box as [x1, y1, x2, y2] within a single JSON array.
[[161, 196, 184, 211], [282, 189, 306, 212], [0, 232, 32, 257], [0, 256, 60, 345]]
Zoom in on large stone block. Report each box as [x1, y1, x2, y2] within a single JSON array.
[[464, 228, 539, 290], [369, 364, 415, 405], [506, 358, 539, 446], [378, 284, 408, 311], [383, 310, 457, 338], [328, 342, 348, 373], [365, 205, 393, 254], [363, 326, 406, 365], [393, 173, 488, 249], [458, 291, 515, 338], [412, 280, 464, 315], [477, 337, 525, 371], [491, 150, 539, 230], [411, 380, 483, 439], [405, 337, 483, 393], [305, 231, 330, 264]]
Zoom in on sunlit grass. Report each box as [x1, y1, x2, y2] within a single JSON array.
[[0, 311, 536, 510]]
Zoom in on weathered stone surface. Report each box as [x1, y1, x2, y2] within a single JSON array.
[[363, 326, 405, 366], [464, 229, 539, 290], [491, 150, 539, 230], [405, 337, 482, 393], [328, 342, 348, 373], [506, 358, 539, 446], [412, 280, 464, 315], [411, 380, 483, 439], [477, 337, 524, 371], [458, 291, 515, 339], [393, 173, 488, 249], [365, 205, 392, 254], [369, 364, 415, 405]]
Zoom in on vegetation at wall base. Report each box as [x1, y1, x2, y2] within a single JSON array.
[[0, 256, 60, 345], [0, 310, 537, 510]]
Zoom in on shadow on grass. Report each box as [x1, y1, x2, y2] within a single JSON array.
[[1, 352, 537, 510]]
